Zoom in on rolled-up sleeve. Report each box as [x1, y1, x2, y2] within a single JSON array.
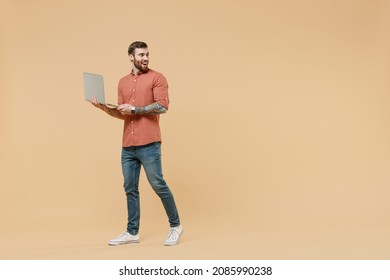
[[153, 73, 169, 109]]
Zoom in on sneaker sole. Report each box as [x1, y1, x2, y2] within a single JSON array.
[[163, 229, 184, 246], [108, 240, 140, 246]]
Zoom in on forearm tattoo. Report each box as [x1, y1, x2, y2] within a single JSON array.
[[134, 102, 167, 115]]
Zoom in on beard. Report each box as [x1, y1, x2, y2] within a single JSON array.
[[134, 60, 149, 73]]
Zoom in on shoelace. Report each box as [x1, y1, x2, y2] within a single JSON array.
[[118, 231, 129, 238], [166, 228, 180, 240]]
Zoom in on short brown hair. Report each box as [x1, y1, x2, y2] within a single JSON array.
[[128, 41, 148, 55]]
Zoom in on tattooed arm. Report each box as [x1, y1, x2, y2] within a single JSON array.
[[117, 102, 167, 116], [134, 102, 167, 115]]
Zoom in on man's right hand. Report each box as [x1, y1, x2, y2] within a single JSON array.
[[91, 96, 107, 111], [90, 96, 125, 120]]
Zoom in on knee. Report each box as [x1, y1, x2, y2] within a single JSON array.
[[150, 179, 170, 195], [123, 182, 139, 196]]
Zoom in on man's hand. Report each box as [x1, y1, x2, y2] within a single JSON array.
[[117, 104, 134, 115], [90, 96, 126, 120], [91, 96, 108, 111]]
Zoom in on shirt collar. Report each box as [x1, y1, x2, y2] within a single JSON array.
[[130, 69, 149, 76]]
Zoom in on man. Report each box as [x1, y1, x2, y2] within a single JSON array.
[[91, 41, 183, 246]]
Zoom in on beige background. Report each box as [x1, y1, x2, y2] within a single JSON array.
[[1, 0, 390, 259]]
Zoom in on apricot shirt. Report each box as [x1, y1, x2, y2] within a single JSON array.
[[118, 69, 169, 147]]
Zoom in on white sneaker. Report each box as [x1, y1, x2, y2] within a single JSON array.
[[164, 225, 183, 246], [108, 231, 139, 246]]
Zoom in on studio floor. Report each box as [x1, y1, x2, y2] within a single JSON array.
[[1, 222, 390, 260]]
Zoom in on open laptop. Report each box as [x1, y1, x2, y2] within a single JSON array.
[[83, 72, 118, 108]]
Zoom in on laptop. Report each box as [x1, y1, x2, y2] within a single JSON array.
[[83, 72, 118, 108]]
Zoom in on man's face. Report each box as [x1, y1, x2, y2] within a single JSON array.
[[130, 48, 149, 73]]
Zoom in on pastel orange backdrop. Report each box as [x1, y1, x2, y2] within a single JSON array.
[[1, 0, 390, 259]]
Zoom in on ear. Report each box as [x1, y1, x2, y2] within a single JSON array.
[[129, 54, 134, 62]]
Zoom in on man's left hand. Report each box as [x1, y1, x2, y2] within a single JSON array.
[[117, 104, 133, 115]]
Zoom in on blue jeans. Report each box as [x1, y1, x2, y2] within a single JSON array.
[[121, 142, 180, 235]]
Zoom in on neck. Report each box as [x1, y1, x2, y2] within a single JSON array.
[[132, 66, 140, 75]]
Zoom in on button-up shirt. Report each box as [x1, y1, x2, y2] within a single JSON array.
[[118, 69, 169, 147]]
